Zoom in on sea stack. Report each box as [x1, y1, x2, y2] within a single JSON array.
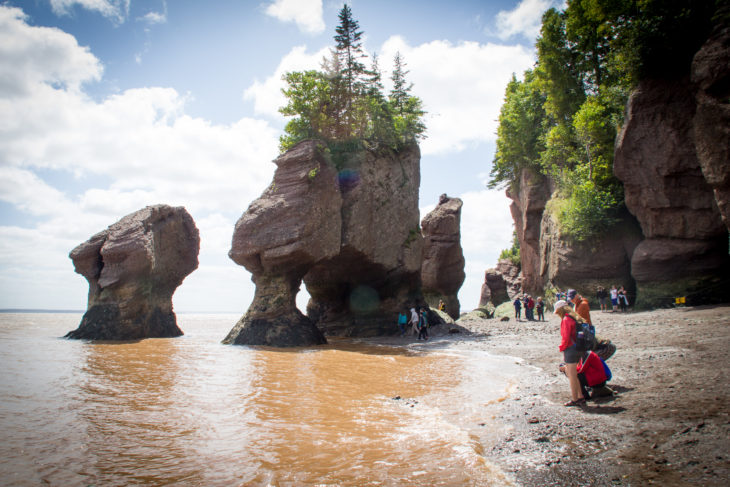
[[65, 205, 200, 340], [224, 139, 424, 346], [420, 194, 465, 319]]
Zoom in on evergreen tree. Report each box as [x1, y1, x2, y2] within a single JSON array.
[[389, 51, 412, 116], [334, 4, 368, 108], [277, 4, 426, 152], [388, 52, 426, 144]]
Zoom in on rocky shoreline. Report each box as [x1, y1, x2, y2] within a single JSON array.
[[407, 304, 730, 486]]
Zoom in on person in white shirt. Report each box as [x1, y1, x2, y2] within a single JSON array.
[[409, 307, 420, 336], [610, 285, 618, 312]]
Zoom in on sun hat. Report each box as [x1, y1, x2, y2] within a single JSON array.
[[553, 300, 569, 313], [566, 289, 577, 300]]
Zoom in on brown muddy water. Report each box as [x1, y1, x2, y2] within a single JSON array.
[[0, 313, 523, 486]]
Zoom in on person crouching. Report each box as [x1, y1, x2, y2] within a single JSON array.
[[554, 300, 586, 407]]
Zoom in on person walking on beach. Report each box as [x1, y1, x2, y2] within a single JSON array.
[[409, 307, 420, 336], [536, 297, 545, 321], [567, 289, 592, 325], [417, 308, 429, 340], [526, 295, 535, 321], [554, 300, 585, 407], [610, 285, 619, 312], [618, 286, 629, 312], [513, 296, 522, 320], [597, 286, 608, 312], [397, 310, 408, 336]]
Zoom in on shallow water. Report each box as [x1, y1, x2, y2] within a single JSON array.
[[0, 313, 521, 486]]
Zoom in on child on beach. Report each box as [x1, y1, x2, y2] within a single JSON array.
[[513, 296, 522, 320]]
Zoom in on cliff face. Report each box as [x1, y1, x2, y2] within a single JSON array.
[[225, 140, 424, 346], [614, 74, 730, 306], [500, 169, 638, 302], [493, 25, 730, 308], [65, 205, 200, 340], [538, 208, 641, 296], [692, 24, 730, 230], [506, 170, 551, 293], [420, 194, 465, 319]]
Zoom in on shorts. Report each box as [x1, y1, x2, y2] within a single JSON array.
[[611, 298, 618, 306], [563, 344, 581, 364], [599, 297, 608, 306]]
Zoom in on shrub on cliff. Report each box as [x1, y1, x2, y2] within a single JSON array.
[[278, 4, 426, 154]]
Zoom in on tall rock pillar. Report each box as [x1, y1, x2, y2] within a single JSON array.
[[420, 194, 465, 318]]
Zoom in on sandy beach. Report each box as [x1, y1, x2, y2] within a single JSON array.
[[443, 304, 730, 486]]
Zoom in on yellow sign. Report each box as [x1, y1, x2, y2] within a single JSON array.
[[675, 297, 686, 305]]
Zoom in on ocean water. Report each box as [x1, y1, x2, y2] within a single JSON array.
[[0, 313, 521, 486]]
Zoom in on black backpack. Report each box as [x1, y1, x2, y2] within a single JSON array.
[[575, 320, 596, 352]]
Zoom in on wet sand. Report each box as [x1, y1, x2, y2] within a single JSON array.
[[449, 304, 730, 486]]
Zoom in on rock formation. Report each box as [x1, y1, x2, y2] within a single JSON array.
[[614, 74, 730, 306], [487, 9, 730, 309], [65, 205, 200, 340], [506, 170, 551, 293], [537, 209, 641, 297], [692, 23, 730, 230], [420, 194, 465, 318], [224, 141, 338, 346], [479, 259, 521, 307], [225, 140, 424, 346], [500, 168, 638, 301]]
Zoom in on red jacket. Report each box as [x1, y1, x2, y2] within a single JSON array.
[[578, 351, 608, 386], [559, 315, 576, 351]]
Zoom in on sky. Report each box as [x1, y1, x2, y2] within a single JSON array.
[[0, 0, 562, 313]]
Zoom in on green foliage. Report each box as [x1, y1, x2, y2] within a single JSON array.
[[404, 226, 421, 249], [278, 4, 426, 154], [498, 231, 521, 267], [554, 171, 624, 242], [489, 0, 719, 243], [489, 71, 546, 190]]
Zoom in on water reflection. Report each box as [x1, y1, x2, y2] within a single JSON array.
[[0, 314, 519, 486]]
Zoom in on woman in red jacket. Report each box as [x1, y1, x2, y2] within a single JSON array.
[[554, 300, 585, 407]]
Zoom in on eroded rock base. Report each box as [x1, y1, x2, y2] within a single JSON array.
[[65, 304, 183, 340], [222, 312, 326, 347]]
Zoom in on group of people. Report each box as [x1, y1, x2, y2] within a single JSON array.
[[512, 295, 546, 321], [397, 306, 430, 340], [554, 288, 615, 408], [596, 285, 630, 312]]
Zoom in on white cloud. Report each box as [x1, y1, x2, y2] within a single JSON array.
[[494, 0, 561, 41], [457, 187, 514, 310], [244, 36, 535, 155], [0, 6, 278, 312], [50, 0, 130, 23], [0, 6, 102, 95], [138, 11, 166, 25], [380, 36, 535, 156], [264, 0, 325, 35], [243, 44, 331, 119]]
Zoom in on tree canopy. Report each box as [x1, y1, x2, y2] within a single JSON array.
[[278, 4, 426, 153], [489, 0, 720, 242]]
